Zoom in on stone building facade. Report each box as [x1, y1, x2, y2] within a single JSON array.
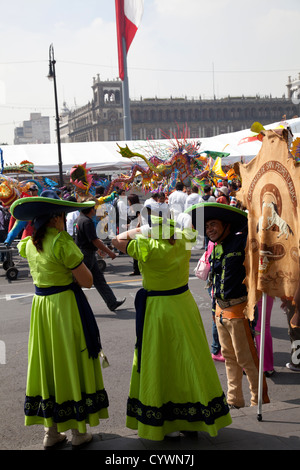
[[286, 74, 300, 103], [63, 74, 299, 144]]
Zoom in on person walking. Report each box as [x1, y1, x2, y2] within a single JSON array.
[[216, 187, 230, 205], [75, 198, 125, 312], [195, 202, 270, 409], [112, 216, 232, 441], [0, 202, 10, 261], [10, 190, 109, 449], [168, 181, 188, 217], [199, 184, 216, 203], [65, 196, 79, 238], [184, 185, 201, 210], [141, 191, 159, 225]]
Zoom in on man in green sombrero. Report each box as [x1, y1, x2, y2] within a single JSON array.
[[185, 202, 270, 409]]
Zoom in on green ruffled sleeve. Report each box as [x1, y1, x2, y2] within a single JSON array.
[[52, 231, 84, 270], [17, 236, 31, 259], [127, 234, 152, 263]]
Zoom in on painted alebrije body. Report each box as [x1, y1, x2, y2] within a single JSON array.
[[105, 144, 208, 195], [1, 160, 34, 174]]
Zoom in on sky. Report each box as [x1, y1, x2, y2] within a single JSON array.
[[0, 0, 300, 145]]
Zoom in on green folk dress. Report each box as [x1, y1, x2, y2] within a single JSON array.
[[18, 228, 109, 433], [126, 232, 232, 441]]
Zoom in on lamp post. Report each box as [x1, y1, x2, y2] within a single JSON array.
[[47, 43, 64, 187]]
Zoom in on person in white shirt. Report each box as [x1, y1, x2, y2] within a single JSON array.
[[176, 212, 193, 230], [168, 182, 188, 221], [157, 192, 170, 219], [141, 192, 159, 225], [116, 189, 129, 234], [185, 185, 201, 210], [66, 196, 80, 238]]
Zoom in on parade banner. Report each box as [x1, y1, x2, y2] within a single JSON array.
[[237, 129, 300, 320]]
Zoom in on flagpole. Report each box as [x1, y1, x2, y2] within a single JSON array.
[[257, 292, 267, 421], [122, 36, 132, 141]]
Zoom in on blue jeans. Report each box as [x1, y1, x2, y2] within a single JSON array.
[[207, 283, 221, 355], [81, 250, 117, 311], [212, 319, 221, 354]]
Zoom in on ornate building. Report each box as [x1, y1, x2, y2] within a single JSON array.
[[286, 74, 300, 103], [63, 74, 299, 144]]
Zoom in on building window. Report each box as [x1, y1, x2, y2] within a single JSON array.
[[109, 132, 117, 141], [150, 109, 156, 121]]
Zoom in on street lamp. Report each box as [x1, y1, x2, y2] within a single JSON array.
[[47, 43, 64, 188]]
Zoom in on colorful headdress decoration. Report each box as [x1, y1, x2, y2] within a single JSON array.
[[291, 137, 300, 164], [70, 163, 93, 193]]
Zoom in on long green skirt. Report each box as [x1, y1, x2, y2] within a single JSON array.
[[126, 291, 232, 440], [24, 291, 109, 433]]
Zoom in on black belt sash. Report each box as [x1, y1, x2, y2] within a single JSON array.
[[35, 283, 101, 359], [135, 284, 189, 372]]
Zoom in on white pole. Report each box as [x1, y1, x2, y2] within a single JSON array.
[[122, 37, 132, 141], [257, 292, 267, 421]]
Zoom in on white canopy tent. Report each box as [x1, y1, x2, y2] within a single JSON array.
[[197, 117, 300, 166], [1, 117, 300, 176], [0, 141, 137, 175]]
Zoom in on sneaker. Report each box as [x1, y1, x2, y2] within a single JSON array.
[[212, 351, 225, 362], [286, 362, 300, 372], [110, 297, 126, 311], [71, 429, 93, 449], [43, 426, 67, 450]]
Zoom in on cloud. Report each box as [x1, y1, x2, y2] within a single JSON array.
[[0, 0, 299, 144]]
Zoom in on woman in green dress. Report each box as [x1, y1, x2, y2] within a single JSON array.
[[10, 191, 109, 449], [112, 217, 232, 441]]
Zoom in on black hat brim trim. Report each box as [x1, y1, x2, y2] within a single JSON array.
[[184, 202, 248, 232]]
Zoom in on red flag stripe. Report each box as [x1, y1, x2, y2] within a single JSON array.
[[115, 0, 144, 80], [124, 14, 138, 53]]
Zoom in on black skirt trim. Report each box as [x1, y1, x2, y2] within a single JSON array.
[[24, 389, 109, 423], [127, 393, 229, 427]]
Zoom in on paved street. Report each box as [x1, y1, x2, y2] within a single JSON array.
[[0, 248, 299, 451]]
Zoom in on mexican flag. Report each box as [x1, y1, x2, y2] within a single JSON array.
[[115, 0, 144, 80]]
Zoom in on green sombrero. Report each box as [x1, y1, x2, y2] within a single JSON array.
[[184, 202, 248, 233], [10, 190, 95, 230]]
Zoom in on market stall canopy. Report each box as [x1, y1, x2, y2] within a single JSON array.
[[198, 117, 300, 166], [0, 141, 139, 175], [1, 117, 300, 175]]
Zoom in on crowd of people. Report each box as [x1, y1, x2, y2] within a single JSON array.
[[2, 173, 299, 449]]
